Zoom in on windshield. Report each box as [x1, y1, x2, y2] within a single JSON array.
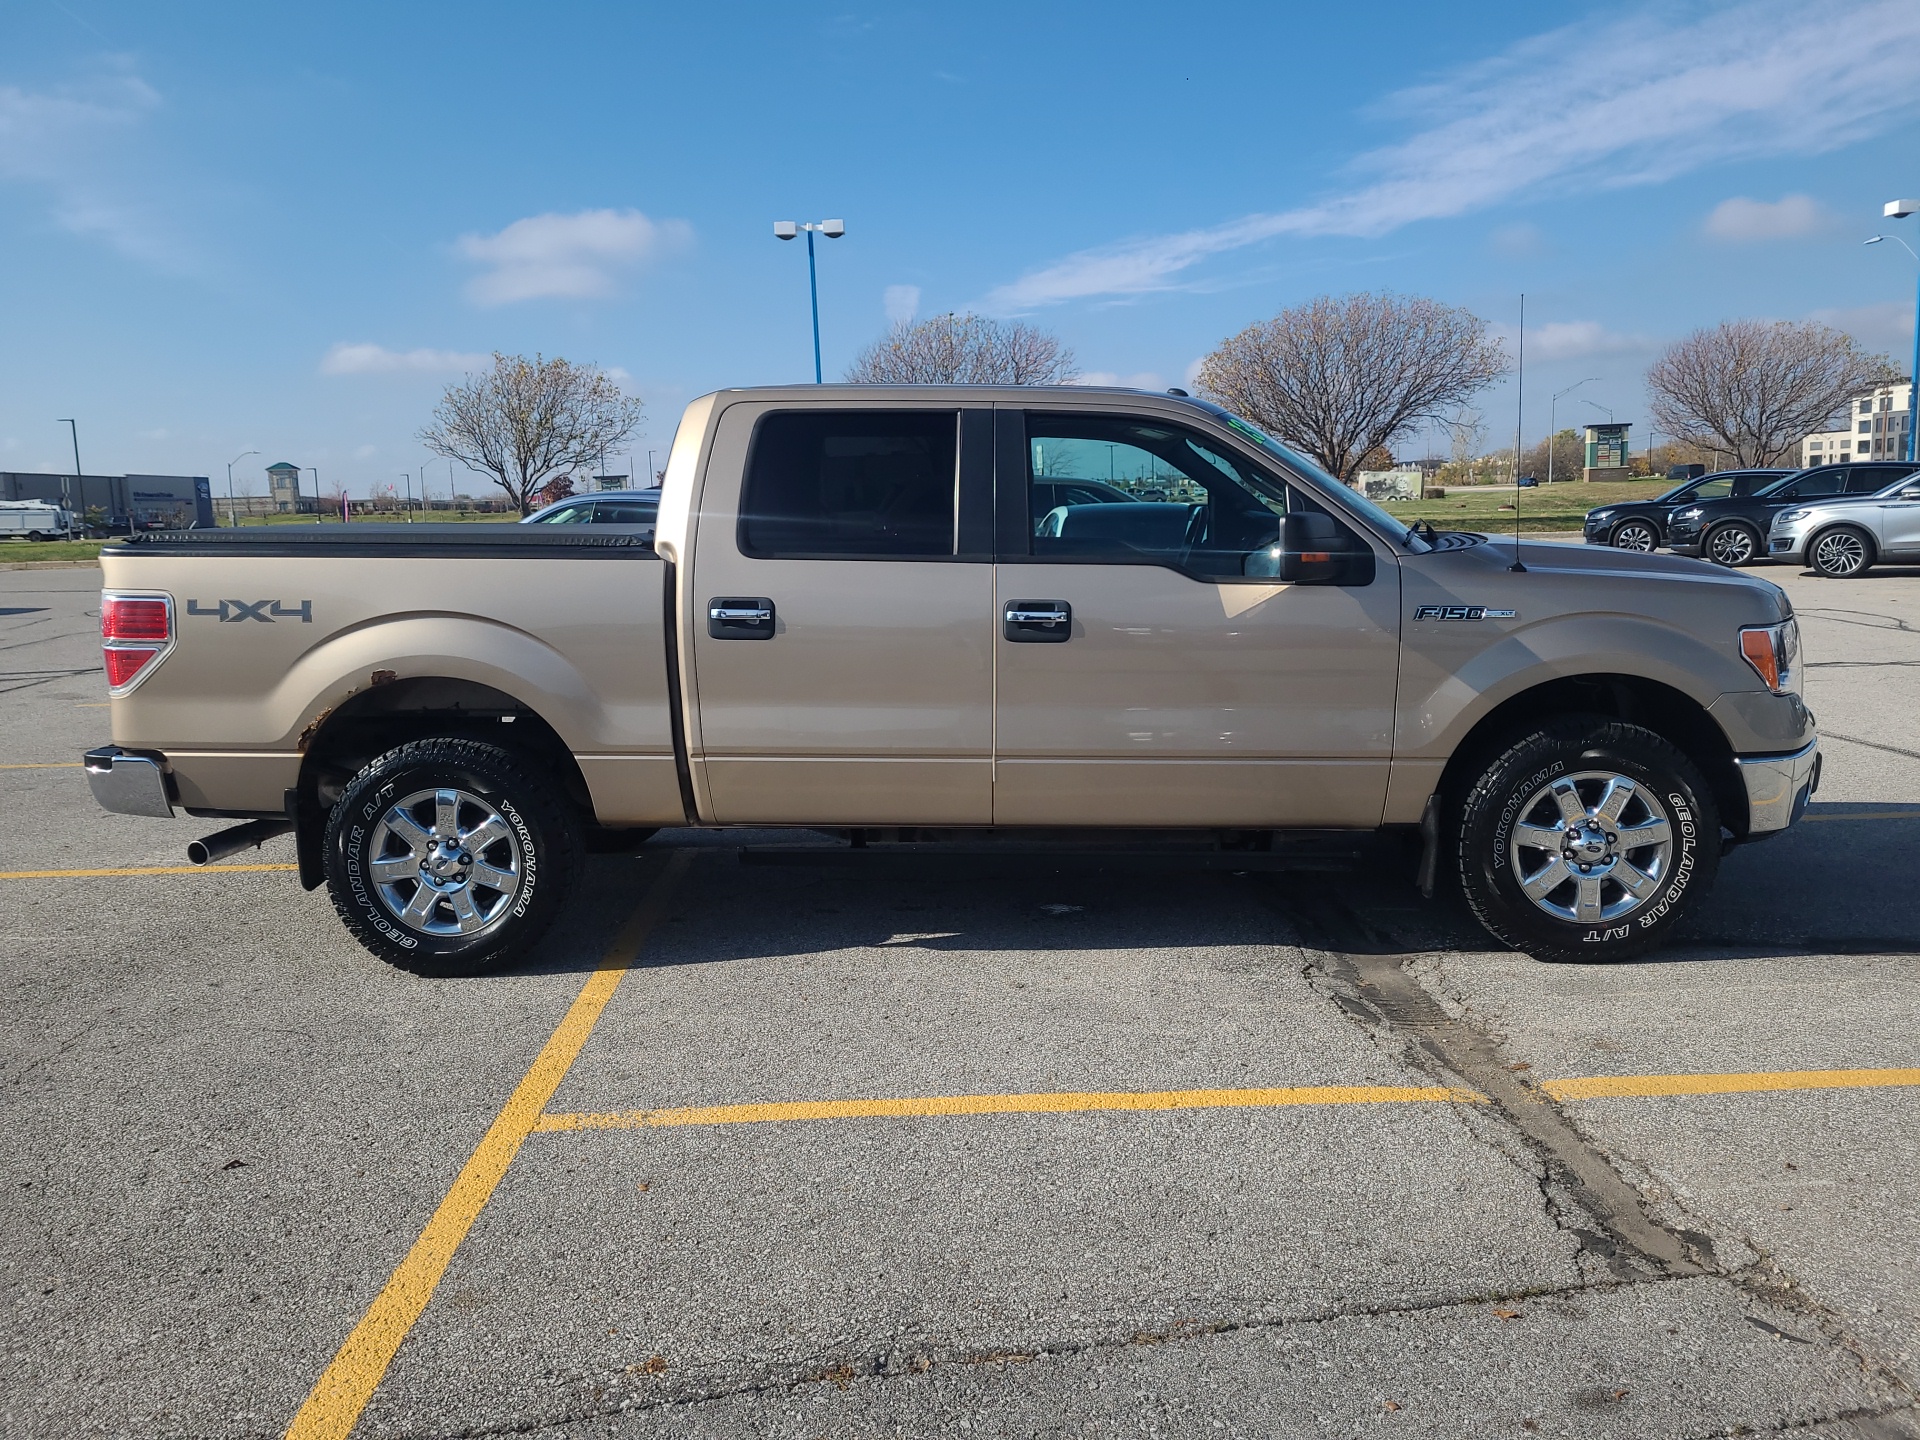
[[1876, 469, 1920, 497], [1199, 405, 1431, 552], [1655, 480, 1701, 503]]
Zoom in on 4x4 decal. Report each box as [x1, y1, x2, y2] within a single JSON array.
[[186, 599, 313, 623]]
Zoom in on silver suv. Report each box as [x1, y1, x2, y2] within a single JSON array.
[[1768, 469, 1920, 577]]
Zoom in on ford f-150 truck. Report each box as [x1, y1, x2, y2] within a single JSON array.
[[84, 386, 1820, 971]]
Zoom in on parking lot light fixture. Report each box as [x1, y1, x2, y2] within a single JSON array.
[[227, 450, 259, 528], [774, 218, 847, 383], [1548, 379, 1598, 485], [57, 418, 83, 531], [1867, 213, 1920, 463]]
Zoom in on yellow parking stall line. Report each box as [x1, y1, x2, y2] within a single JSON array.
[[282, 849, 694, 1440], [0, 762, 83, 769], [0, 863, 299, 879], [1544, 1068, 1920, 1102], [535, 1083, 1486, 1133]]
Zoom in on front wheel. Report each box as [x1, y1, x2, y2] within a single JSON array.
[[1455, 718, 1719, 963], [324, 738, 582, 975], [1610, 520, 1658, 552], [1705, 522, 1759, 567], [1809, 525, 1873, 579]]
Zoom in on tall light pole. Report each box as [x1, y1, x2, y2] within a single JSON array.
[[1547, 378, 1598, 485], [303, 467, 321, 523], [1869, 197, 1920, 463], [226, 449, 259, 527], [56, 418, 83, 531], [773, 218, 846, 383], [400, 472, 414, 522]]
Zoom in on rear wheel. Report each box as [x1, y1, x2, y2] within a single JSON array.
[[1809, 524, 1873, 578], [1705, 522, 1760, 567], [324, 738, 581, 975], [1456, 717, 1718, 963], [1609, 520, 1658, 552]]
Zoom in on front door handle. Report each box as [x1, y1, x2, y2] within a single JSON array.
[[1004, 599, 1071, 643], [708, 597, 776, 639]]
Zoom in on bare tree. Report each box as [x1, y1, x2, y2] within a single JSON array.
[[421, 353, 645, 516], [1645, 320, 1897, 467], [845, 313, 1078, 385], [1195, 293, 1508, 482]]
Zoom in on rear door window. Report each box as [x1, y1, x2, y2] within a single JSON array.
[[741, 411, 958, 558]]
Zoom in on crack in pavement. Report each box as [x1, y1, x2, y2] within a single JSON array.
[[371, 1275, 1727, 1440], [1257, 876, 1920, 1414]]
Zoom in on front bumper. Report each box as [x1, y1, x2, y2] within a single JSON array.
[[1767, 524, 1810, 562], [83, 745, 175, 819], [1666, 530, 1703, 556], [1734, 737, 1820, 836]]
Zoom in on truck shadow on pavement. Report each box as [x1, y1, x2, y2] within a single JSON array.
[[498, 802, 1920, 981]]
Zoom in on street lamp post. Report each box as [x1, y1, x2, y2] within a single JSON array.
[[400, 472, 414, 523], [1547, 378, 1599, 485], [1869, 199, 1920, 463], [227, 449, 259, 528], [56, 418, 83, 534], [303, 468, 321, 523], [773, 218, 846, 383]]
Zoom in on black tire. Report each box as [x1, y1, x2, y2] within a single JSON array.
[[1455, 717, 1719, 964], [1704, 521, 1760, 567], [323, 738, 582, 975], [1808, 524, 1874, 579], [1609, 520, 1659, 552]]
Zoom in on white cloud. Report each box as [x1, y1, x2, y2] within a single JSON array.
[[1806, 302, 1914, 355], [985, 0, 1920, 311], [353, 444, 377, 460], [1493, 320, 1650, 362], [884, 284, 921, 325], [1489, 222, 1546, 258], [1703, 194, 1832, 241], [457, 208, 691, 305], [0, 66, 187, 267], [1073, 371, 1164, 390], [320, 343, 490, 376]]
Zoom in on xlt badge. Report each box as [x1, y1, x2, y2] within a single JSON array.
[[1413, 604, 1517, 621]]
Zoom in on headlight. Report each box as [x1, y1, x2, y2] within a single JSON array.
[[1739, 618, 1801, 695], [1588, 509, 1614, 521], [1777, 508, 1812, 525], [1677, 507, 1703, 520]]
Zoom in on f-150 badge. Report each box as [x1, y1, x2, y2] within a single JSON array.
[[186, 599, 314, 623], [1413, 604, 1517, 621]]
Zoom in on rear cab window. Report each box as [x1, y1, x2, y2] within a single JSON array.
[[740, 411, 960, 558]]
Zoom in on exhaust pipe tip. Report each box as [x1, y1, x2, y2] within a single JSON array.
[[188, 818, 293, 866]]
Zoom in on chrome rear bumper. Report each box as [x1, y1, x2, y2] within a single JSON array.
[[83, 745, 174, 819], [1734, 737, 1820, 835]]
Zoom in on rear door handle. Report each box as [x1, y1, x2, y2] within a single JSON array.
[[708, 597, 776, 639], [1004, 599, 1071, 643]]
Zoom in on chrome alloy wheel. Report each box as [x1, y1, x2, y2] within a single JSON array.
[[1707, 524, 1756, 566], [1508, 771, 1675, 925], [366, 787, 523, 935], [1812, 528, 1867, 576], [1610, 521, 1657, 552]]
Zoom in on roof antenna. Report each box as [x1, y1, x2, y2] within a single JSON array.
[[1509, 293, 1527, 572]]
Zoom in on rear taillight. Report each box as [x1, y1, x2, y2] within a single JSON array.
[[101, 592, 174, 695]]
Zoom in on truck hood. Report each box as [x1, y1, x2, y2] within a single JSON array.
[[1420, 534, 1791, 621]]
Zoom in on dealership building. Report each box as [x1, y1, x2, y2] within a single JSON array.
[[0, 472, 214, 530]]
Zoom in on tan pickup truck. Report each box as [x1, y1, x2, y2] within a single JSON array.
[[86, 386, 1819, 971]]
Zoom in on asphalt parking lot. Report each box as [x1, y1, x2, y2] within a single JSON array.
[[3, 553, 1918, 1440]]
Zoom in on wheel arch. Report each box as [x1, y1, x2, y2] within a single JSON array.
[[1434, 673, 1746, 839], [292, 676, 595, 889]]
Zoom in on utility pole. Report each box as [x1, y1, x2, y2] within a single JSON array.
[[57, 419, 83, 534], [227, 450, 259, 528]]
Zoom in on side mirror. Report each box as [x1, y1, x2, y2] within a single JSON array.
[[1244, 512, 1374, 585], [1901, 486, 1920, 501]]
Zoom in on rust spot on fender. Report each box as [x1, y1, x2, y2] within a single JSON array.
[[296, 702, 339, 754], [370, 669, 397, 686]]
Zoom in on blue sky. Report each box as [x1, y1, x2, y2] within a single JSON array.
[[3, 0, 1918, 498]]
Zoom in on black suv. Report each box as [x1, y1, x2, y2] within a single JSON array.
[[1666, 461, 1920, 566], [1582, 469, 1787, 551]]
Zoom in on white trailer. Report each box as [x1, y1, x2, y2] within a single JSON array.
[[0, 500, 74, 539]]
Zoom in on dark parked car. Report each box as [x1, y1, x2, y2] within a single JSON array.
[[1581, 469, 1788, 552], [523, 489, 661, 526], [1665, 462, 1920, 565]]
